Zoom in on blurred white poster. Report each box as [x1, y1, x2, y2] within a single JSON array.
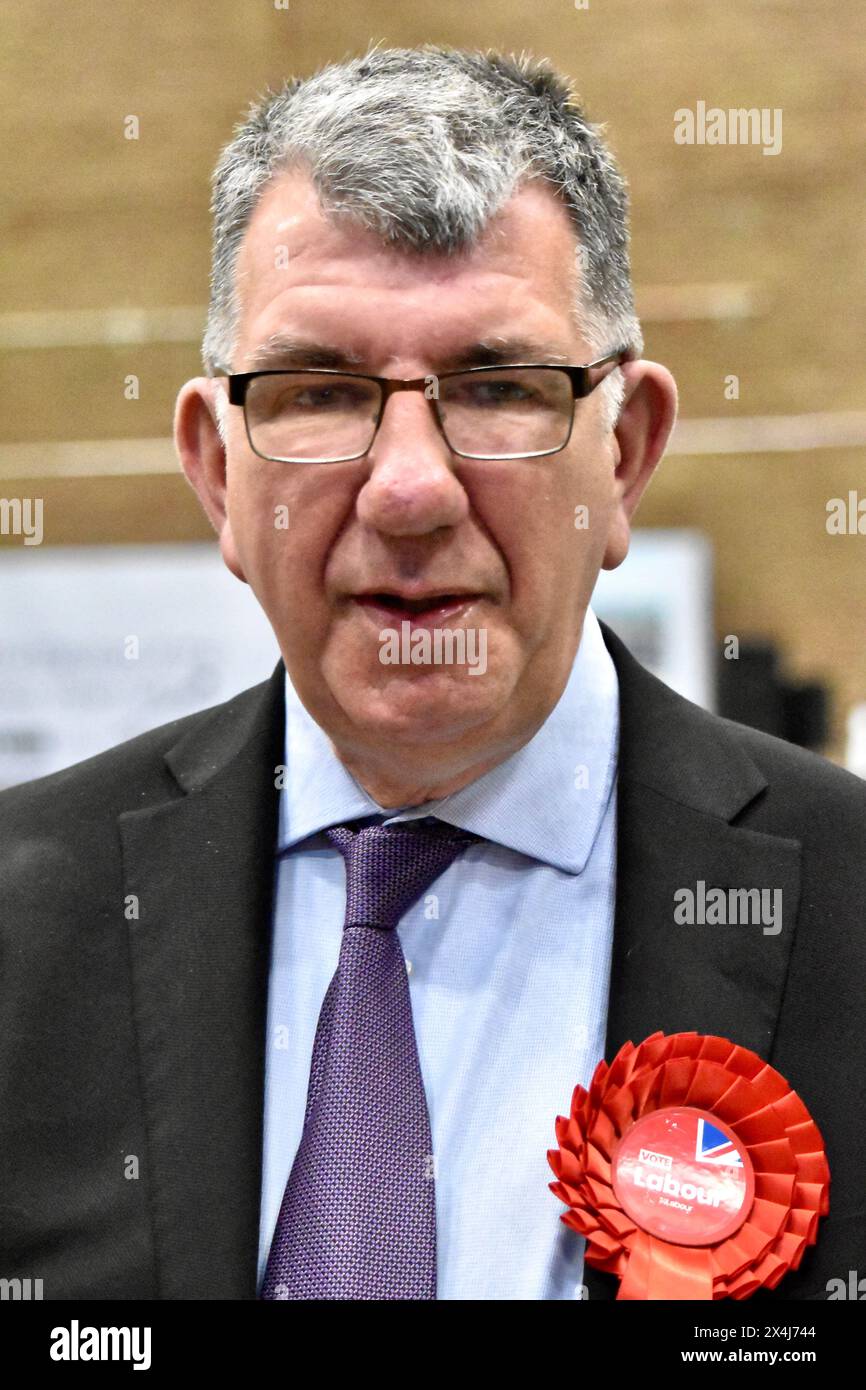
[[0, 544, 279, 790]]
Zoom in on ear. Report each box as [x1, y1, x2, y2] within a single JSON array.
[[174, 377, 247, 583], [601, 360, 678, 571]]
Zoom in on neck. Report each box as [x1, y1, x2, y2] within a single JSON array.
[[331, 731, 533, 809]]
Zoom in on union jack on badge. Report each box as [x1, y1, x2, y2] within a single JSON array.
[[696, 1116, 744, 1166]]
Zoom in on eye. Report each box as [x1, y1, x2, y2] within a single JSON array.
[[449, 375, 538, 408], [473, 379, 534, 405], [276, 382, 370, 412]]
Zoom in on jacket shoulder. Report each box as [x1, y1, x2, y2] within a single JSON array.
[[718, 710, 866, 809], [0, 676, 274, 830], [602, 618, 866, 833]]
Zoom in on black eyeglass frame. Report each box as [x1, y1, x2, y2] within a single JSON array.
[[212, 347, 631, 463]]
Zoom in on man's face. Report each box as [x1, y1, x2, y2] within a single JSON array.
[[179, 168, 672, 805]]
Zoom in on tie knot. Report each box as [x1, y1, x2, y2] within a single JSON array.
[[325, 817, 480, 932]]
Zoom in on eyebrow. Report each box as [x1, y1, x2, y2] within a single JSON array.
[[242, 333, 572, 373], [438, 337, 572, 369], [244, 335, 366, 371]]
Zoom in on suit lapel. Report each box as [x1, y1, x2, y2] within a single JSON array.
[[584, 624, 801, 1300], [119, 661, 285, 1299]]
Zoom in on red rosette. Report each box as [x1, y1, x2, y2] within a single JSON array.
[[547, 1031, 830, 1300]]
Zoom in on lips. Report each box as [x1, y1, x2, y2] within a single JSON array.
[[352, 590, 482, 627]]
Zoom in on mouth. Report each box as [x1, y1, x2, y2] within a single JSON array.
[[351, 591, 483, 628]]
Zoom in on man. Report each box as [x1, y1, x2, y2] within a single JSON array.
[[1, 45, 863, 1302]]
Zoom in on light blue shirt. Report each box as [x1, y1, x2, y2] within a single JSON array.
[[257, 606, 619, 1299]]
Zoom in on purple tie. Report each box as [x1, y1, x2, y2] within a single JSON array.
[[261, 816, 479, 1300]]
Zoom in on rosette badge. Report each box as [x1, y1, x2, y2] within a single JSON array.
[[548, 1032, 829, 1299]]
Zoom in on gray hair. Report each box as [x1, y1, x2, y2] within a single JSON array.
[[204, 43, 643, 433]]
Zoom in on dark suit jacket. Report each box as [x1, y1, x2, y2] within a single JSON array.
[[1, 623, 864, 1300]]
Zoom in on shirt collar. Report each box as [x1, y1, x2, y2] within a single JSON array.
[[277, 606, 618, 874]]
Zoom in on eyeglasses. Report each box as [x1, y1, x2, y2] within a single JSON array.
[[213, 348, 629, 464]]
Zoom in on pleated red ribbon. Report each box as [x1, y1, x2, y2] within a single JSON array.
[[548, 1032, 830, 1299]]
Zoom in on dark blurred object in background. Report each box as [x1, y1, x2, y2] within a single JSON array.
[[717, 642, 829, 752]]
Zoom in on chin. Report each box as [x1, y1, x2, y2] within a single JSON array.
[[337, 672, 504, 744]]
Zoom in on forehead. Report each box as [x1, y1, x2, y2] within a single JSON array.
[[232, 168, 586, 367]]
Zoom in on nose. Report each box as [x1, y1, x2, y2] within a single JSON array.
[[355, 386, 470, 537]]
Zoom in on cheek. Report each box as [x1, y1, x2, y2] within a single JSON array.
[[564, 449, 618, 535], [531, 464, 615, 605], [523, 473, 605, 562], [225, 467, 306, 599]]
